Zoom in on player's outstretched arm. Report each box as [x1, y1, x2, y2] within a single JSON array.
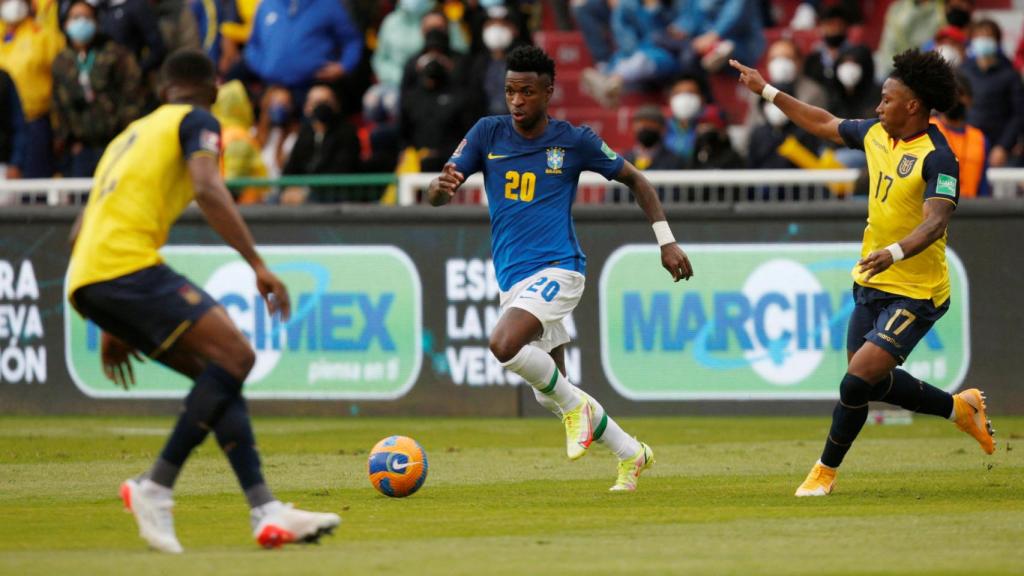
[[729, 59, 845, 146], [614, 160, 694, 282], [427, 163, 465, 206], [188, 154, 291, 320], [859, 198, 955, 281]]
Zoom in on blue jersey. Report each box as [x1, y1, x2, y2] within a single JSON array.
[[449, 115, 625, 290]]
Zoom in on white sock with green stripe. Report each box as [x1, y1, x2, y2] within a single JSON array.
[[532, 386, 640, 460], [501, 346, 581, 412]]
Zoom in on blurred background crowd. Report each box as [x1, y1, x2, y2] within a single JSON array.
[[1, 0, 1022, 203]]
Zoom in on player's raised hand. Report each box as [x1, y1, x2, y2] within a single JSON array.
[[858, 249, 895, 281], [101, 331, 143, 389], [438, 163, 465, 197], [729, 59, 767, 96], [255, 265, 292, 321], [661, 243, 694, 282]]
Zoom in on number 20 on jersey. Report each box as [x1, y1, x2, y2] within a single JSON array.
[[504, 171, 536, 202]]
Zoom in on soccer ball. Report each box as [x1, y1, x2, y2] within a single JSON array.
[[367, 435, 428, 498]]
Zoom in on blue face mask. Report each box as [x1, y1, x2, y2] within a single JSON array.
[[66, 18, 96, 44], [971, 36, 998, 58], [269, 104, 289, 126]]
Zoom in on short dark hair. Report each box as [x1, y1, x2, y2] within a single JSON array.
[[161, 49, 216, 88], [889, 49, 958, 113], [971, 18, 1002, 43], [506, 45, 556, 84]]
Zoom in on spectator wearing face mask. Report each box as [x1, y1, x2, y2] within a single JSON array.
[[692, 105, 742, 170], [606, 104, 686, 203], [464, 0, 530, 57], [51, 0, 142, 178], [745, 38, 826, 132], [961, 19, 1023, 167], [467, 10, 523, 118], [933, 25, 967, 68], [256, 86, 299, 179], [398, 24, 471, 173], [625, 104, 686, 171], [663, 75, 708, 164], [366, 1, 468, 122], [399, 10, 469, 111], [827, 45, 879, 121], [0, 0, 65, 178], [933, 74, 989, 198], [281, 84, 363, 203], [803, 6, 852, 88], [875, 0, 945, 79]]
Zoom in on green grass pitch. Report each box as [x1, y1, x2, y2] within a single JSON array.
[[0, 415, 1021, 575]]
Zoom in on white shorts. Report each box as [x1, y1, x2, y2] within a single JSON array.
[[498, 268, 585, 353]]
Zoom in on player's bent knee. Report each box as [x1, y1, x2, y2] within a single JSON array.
[[488, 335, 523, 364], [839, 373, 872, 409], [185, 363, 244, 426]]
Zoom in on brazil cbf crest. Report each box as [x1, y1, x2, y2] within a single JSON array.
[[545, 147, 565, 174], [897, 154, 918, 178]]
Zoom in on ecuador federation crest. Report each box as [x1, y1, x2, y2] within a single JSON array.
[[545, 147, 565, 174], [897, 153, 918, 178]]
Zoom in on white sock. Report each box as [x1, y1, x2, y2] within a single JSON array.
[[140, 478, 173, 501], [502, 346, 580, 412], [598, 416, 641, 460], [533, 385, 640, 460], [948, 400, 957, 421]]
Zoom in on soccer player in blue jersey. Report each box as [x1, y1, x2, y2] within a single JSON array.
[[429, 46, 693, 491], [730, 50, 996, 497]]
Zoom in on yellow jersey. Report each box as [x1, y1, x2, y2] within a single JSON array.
[[839, 120, 960, 306], [68, 104, 221, 294]]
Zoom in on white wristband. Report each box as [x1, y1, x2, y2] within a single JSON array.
[[761, 84, 779, 103], [885, 243, 904, 262], [652, 221, 675, 247]]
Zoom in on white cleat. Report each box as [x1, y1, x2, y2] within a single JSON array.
[[252, 502, 341, 549], [120, 478, 183, 554]]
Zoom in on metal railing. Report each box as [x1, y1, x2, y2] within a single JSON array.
[[3, 168, 1022, 206]]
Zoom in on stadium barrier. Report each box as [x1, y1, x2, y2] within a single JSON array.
[[0, 181, 1022, 418], [3, 168, 1022, 205]]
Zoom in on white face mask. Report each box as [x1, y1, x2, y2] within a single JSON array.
[[1, 0, 29, 24], [767, 57, 797, 84], [482, 24, 513, 51], [763, 103, 789, 128], [935, 44, 962, 67], [670, 92, 701, 121], [836, 62, 863, 89]]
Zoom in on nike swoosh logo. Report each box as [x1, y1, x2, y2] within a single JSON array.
[[391, 461, 420, 471], [488, 153, 509, 160]]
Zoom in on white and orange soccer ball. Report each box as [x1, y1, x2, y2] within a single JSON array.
[[367, 435, 428, 498]]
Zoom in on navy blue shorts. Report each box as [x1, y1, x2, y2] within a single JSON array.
[[71, 264, 218, 358], [846, 284, 949, 364]]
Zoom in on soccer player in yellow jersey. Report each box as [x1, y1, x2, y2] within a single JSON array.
[[67, 50, 339, 552], [730, 49, 996, 497]]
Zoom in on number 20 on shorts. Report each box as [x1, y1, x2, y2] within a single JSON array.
[[505, 171, 536, 202], [526, 276, 560, 302]]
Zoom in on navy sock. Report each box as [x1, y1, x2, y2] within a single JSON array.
[[214, 395, 268, 499], [154, 363, 242, 488], [870, 369, 953, 418], [820, 373, 872, 468]]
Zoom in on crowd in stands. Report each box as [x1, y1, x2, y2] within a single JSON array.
[[0, 0, 1022, 203]]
